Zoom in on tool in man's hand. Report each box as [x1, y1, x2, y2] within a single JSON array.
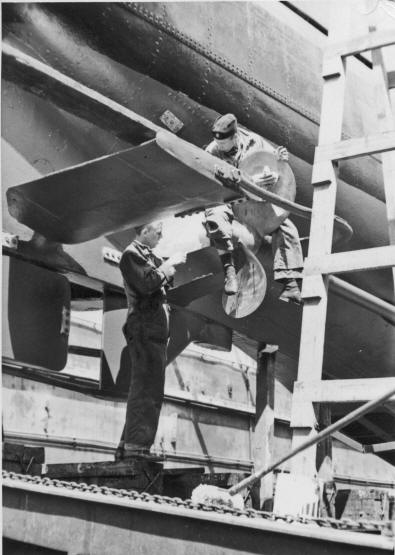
[[254, 165, 279, 188]]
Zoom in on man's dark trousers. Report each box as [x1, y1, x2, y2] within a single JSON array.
[[123, 302, 169, 450]]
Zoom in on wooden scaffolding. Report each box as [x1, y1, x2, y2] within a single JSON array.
[[289, 4, 395, 479]]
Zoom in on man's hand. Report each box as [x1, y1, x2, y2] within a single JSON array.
[[167, 252, 187, 267], [159, 260, 176, 280], [275, 146, 289, 162], [254, 165, 279, 188], [214, 165, 242, 193], [159, 252, 186, 282]]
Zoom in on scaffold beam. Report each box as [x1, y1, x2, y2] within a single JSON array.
[[304, 245, 395, 276], [293, 378, 395, 405], [326, 28, 395, 57], [316, 131, 395, 161]]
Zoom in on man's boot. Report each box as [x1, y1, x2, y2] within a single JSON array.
[[114, 442, 124, 462], [220, 253, 238, 296], [278, 278, 303, 305], [123, 446, 165, 462]]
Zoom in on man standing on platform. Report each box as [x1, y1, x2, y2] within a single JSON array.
[[116, 222, 186, 460]]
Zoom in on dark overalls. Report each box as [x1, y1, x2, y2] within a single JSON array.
[[119, 240, 170, 452]]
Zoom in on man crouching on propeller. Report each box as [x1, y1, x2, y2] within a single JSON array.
[[203, 113, 303, 305]]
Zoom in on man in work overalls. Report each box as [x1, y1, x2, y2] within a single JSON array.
[[116, 222, 185, 459], [204, 113, 303, 304]]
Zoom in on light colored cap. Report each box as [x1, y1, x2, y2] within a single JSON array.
[[212, 114, 238, 139]]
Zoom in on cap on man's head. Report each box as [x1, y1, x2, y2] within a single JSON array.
[[212, 114, 238, 140]]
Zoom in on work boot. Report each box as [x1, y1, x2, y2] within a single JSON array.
[[114, 443, 125, 462], [220, 253, 238, 296], [123, 447, 164, 462], [278, 278, 303, 305]]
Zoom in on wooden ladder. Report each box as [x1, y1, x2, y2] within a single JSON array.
[[289, 7, 395, 479]]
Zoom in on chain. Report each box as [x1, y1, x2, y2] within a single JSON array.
[[3, 470, 391, 535]]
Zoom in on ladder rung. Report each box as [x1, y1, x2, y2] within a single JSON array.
[[367, 442, 395, 454], [316, 131, 395, 162], [327, 29, 395, 58], [293, 377, 395, 404], [304, 245, 395, 276]]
